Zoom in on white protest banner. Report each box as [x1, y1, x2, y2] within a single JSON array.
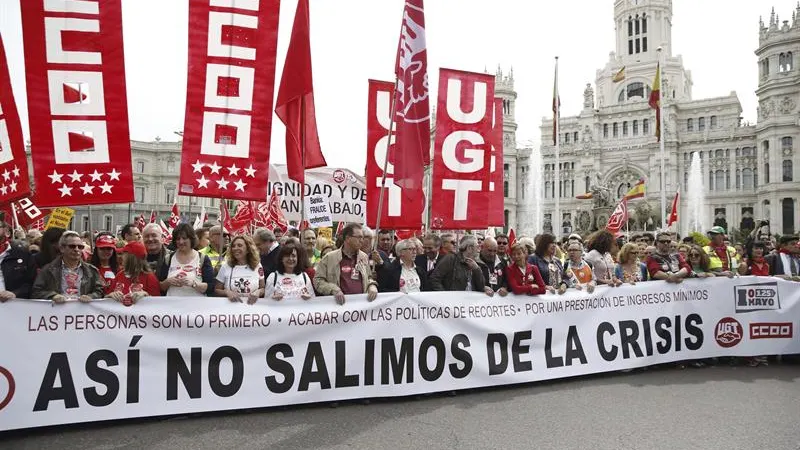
[[0, 277, 798, 431], [304, 194, 333, 228], [268, 165, 365, 224]]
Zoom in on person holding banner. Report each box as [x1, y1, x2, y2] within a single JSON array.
[[31, 231, 105, 303], [378, 239, 427, 294], [585, 230, 623, 287], [528, 233, 567, 295], [645, 233, 692, 283], [614, 243, 649, 284], [90, 233, 119, 295], [506, 243, 546, 296], [108, 241, 161, 305], [157, 224, 215, 297], [429, 235, 485, 293], [0, 221, 36, 301], [143, 223, 172, 275], [738, 241, 770, 276], [479, 237, 508, 297], [314, 224, 378, 304], [415, 234, 443, 276], [564, 241, 596, 293], [215, 236, 265, 304], [264, 243, 314, 301]]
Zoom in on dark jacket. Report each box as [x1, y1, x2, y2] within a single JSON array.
[[415, 253, 441, 276], [378, 259, 428, 293], [31, 258, 105, 300], [479, 255, 507, 292], [528, 254, 565, 287], [261, 245, 281, 277], [146, 245, 172, 277], [156, 250, 216, 296], [1, 243, 36, 299], [429, 252, 485, 292], [766, 253, 798, 276]]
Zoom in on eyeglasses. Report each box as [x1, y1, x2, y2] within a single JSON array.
[[689, 253, 701, 258], [657, 240, 671, 244], [66, 244, 85, 250], [497, 242, 508, 246]]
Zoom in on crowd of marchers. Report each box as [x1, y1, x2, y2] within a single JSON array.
[[1, 219, 799, 366]]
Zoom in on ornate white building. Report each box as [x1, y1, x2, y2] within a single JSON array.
[[537, 0, 800, 238]]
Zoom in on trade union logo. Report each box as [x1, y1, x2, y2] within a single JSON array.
[[715, 317, 743, 348], [734, 282, 781, 313], [0, 365, 15, 411], [332, 170, 346, 184], [749, 322, 793, 340]]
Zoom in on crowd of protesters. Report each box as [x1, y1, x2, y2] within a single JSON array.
[[1, 218, 799, 366]]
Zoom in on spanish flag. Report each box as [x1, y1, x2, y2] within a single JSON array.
[[623, 177, 646, 200], [612, 66, 625, 83], [649, 63, 661, 141]]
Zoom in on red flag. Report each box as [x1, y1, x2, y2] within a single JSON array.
[[158, 220, 172, 244], [149, 210, 157, 224], [179, 1, 280, 201], [335, 221, 345, 237], [667, 190, 679, 229], [266, 188, 288, 232], [62, 84, 88, 104], [366, 80, 424, 229], [507, 228, 516, 254], [21, 1, 134, 207], [275, 0, 327, 187], [135, 214, 146, 230], [393, 0, 431, 190], [0, 34, 33, 204], [430, 69, 494, 230], [169, 202, 181, 228], [219, 200, 232, 234], [1, 197, 49, 229], [228, 201, 255, 235], [606, 198, 629, 233]]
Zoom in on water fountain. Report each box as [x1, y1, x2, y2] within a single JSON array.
[[686, 152, 706, 234]]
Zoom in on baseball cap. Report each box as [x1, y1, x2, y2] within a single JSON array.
[[95, 235, 117, 249], [707, 226, 726, 235], [120, 241, 147, 259]]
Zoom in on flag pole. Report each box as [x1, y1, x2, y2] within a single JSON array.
[[658, 47, 666, 231], [301, 99, 307, 231], [374, 78, 400, 251], [554, 56, 561, 240]]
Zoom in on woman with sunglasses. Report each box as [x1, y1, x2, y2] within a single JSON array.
[[686, 245, 715, 278], [91, 233, 119, 295]]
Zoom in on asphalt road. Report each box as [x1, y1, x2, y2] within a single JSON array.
[[2, 365, 799, 450]]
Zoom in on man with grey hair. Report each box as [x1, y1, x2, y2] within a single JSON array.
[[415, 233, 442, 275], [440, 233, 456, 255], [32, 231, 104, 302], [479, 237, 508, 297], [429, 235, 485, 292], [142, 223, 171, 274], [253, 228, 280, 275]]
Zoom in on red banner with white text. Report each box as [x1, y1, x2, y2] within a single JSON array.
[[20, 0, 133, 207], [366, 80, 424, 229], [179, 0, 280, 201], [488, 97, 504, 226], [430, 69, 494, 230], [0, 35, 32, 204]]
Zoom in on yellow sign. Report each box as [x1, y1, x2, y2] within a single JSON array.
[[317, 227, 332, 241], [45, 207, 75, 230]]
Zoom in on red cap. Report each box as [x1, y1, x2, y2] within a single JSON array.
[[95, 235, 116, 249], [120, 241, 146, 259]]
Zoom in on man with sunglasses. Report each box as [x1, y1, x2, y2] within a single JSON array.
[[645, 232, 691, 283], [32, 231, 104, 302]]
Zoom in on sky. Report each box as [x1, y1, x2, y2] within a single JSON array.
[[0, 0, 793, 174]]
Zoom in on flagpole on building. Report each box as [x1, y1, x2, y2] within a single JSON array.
[[374, 78, 400, 248], [554, 56, 561, 240], [658, 47, 666, 231]]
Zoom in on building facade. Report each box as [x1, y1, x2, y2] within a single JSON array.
[[538, 0, 800, 239]]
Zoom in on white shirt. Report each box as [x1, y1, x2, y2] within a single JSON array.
[[166, 251, 203, 297], [400, 264, 421, 294], [216, 263, 264, 298], [265, 272, 315, 300]]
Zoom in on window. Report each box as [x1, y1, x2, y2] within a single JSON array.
[[715, 170, 725, 191], [504, 180, 509, 197], [782, 136, 793, 152], [165, 187, 175, 204], [783, 198, 795, 234], [585, 176, 590, 193], [613, 123, 619, 137], [135, 161, 145, 173], [635, 17, 640, 34], [564, 133, 570, 144], [135, 186, 145, 203], [635, 38, 640, 53], [642, 37, 648, 52], [710, 116, 717, 129], [780, 52, 794, 72], [642, 14, 647, 33], [544, 182, 550, 199], [627, 17, 633, 37], [643, 119, 649, 135], [698, 117, 706, 131], [104, 215, 113, 232], [764, 163, 770, 183], [573, 132, 578, 142], [167, 160, 176, 173], [628, 40, 633, 55], [742, 147, 752, 157], [504, 210, 510, 233], [623, 121, 628, 136], [603, 124, 609, 138], [742, 168, 754, 189], [687, 118, 694, 131], [715, 149, 724, 159], [82, 216, 89, 232], [633, 120, 639, 136], [627, 82, 645, 99], [761, 58, 770, 78], [736, 169, 741, 189], [783, 160, 793, 181]]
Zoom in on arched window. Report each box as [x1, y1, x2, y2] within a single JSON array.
[[715, 149, 724, 159], [687, 118, 694, 131], [783, 160, 793, 181], [544, 181, 550, 199], [710, 116, 717, 129], [764, 163, 770, 183], [735, 169, 741, 189], [504, 209, 510, 232], [623, 121, 628, 136], [627, 17, 633, 37], [643, 119, 650, 135], [782, 136, 793, 152], [627, 82, 645, 99], [585, 176, 590, 192], [715, 170, 725, 191], [603, 123, 609, 138], [633, 120, 639, 136], [613, 122, 619, 137], [642, 13, 647, 33], [635, 15, 640, 35], [698, 117, 706, 131], [742, 168, 754, 189], [742, 146, 752, 157]]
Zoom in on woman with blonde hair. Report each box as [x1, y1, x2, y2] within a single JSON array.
[[614, 243, 649, 284], [214, 235, 265, 304]]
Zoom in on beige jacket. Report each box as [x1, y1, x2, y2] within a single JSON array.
[[313, 248, 376, 295]]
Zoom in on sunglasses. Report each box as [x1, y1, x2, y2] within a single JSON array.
[[689, 253, 701, 257], [66, 244, 85, 250], [657, 240, 671, 244]]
